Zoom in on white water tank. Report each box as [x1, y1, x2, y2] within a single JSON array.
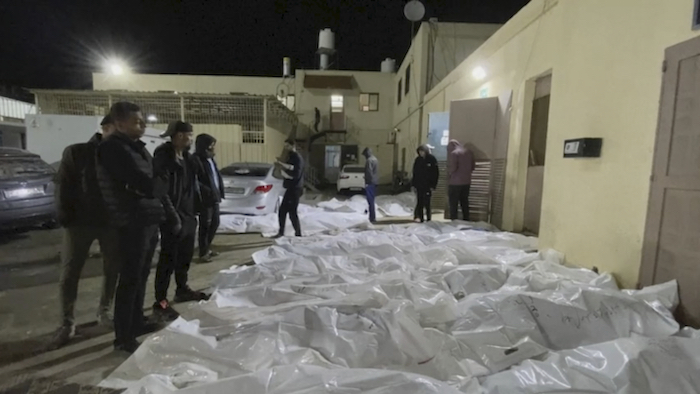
[[381, 58, 396, 73], [318, 28, 335, 51], [283, 57, 291, 77]]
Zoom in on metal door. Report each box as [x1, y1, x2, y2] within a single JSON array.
[[640, 36, 700, 328]]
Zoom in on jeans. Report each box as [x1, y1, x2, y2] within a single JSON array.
[[113, 224, 158, 346], [155, 218, 196, 302], [414, 188, 432, 222], [59, 225, 121, 327], [448, 185, 471, 221], [198, 204, 220, 257], [279, 187, 303, 236], [365, 184, 377, 223]]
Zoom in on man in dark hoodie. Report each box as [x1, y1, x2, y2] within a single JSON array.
[[276, 139, 304, 237], [191, 134, 224, 263], [96, 102, 166, 353], [447, 139, 475, 221], [152, 121, 208, 322], [412, 144, 439, 223], [49, 115, 122, 349], [362, 147, 379, 223]]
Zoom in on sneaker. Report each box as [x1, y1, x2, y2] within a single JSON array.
[[198, 254, 213, 263], [114, 339, 141, 354], [174, 287, 210, 303], [97, 310, 114, 329], [47, 325, 75, 350], [272, 232, 284, 239], [209, 250, 220, 257], [152, 300, 179, 322]]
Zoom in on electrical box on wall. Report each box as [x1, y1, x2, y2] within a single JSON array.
[[563, 138, 602, 158]]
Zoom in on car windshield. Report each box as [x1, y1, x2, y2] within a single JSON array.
[[0, 158, 55, 180], [221, 165, 271, 177], [342, 166, 364, 174]]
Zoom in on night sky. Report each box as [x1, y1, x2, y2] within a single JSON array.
[[0, 0, 529, 92]]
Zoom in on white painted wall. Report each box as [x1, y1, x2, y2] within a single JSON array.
[[25, 114, 165, 166], [92, 72, 282, 96]]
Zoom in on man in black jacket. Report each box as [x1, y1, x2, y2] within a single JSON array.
[[152, 121, 208, 322], [49, 115, 121, 349], [96, 102, 165, 353], [191, 134, 224, 263], [275, 139, 304, 237], [412, 144, 439, 223]]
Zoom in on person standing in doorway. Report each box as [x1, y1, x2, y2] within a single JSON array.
[[362, 147, 379, 223], [447, 140, 475, 221], [191, 134, 224, 263], [96, 102, 165, 353], [49, 115, 122, 349], [152, 121, 208, 322], [276, 139, 304, 237], [412, 144, 439, 223]]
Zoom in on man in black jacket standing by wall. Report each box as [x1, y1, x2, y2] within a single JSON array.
[[412, 144, 439, 223], [49, 115, 121, 349], [276, 139, 304, 237], [152, 121, 208, 322], [191, 134, 224, 263], [96, 102, 165, 353]]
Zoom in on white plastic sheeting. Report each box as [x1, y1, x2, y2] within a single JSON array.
[[101, 222, 700, 393], [218, 193, 416, 236]]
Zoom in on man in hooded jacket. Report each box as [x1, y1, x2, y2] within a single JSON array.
[[412, 144, 439, 222], [362, 147, 379, 223], [191, 134, 224, 263], [447, 139, 475, 221]]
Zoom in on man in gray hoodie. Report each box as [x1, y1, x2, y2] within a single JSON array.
[[362, 147, 379, 223], [447, 140, 475, 221]]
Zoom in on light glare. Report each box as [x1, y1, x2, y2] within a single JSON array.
[[472, 66, 487, 81]]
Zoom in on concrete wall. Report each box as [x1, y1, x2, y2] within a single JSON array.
[[0, 123, 24, 148], [418, 0, 700, 288], [92, 73, 281, 96]]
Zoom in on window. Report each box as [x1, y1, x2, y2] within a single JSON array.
[[331, 95, 344, 113], [242, 131, 265, 144], [694, 0, 700, 29], [405, 64, 411, 95], [397, 80, 402, 105], [359, 93, 379, 112], [325, 145, 341, 168]]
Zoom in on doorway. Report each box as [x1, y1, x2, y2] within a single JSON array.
[[523, 75, 552, 235], [640, 35, 700, 328]]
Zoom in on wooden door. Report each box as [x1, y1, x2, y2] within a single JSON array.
[[640, 36, 700, 328]]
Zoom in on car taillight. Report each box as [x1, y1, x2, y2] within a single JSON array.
[[254, 184, 273, 194], [339, 175, 350, 179]]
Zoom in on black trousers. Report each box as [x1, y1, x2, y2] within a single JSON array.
[[448, 185, 471, 221], [114, 224, 158, 346], [414, 188, 432, 222], [279, 187, 302, 236], [155, 219, 196, 302], [198, 204, 220, 257]]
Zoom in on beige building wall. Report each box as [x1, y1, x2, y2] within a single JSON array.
[[92, 73, 281, 96], [418, 0, 700, 288]]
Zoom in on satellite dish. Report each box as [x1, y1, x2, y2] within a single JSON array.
[[276, 83, 288, 98], [404, 0, 425, 22]]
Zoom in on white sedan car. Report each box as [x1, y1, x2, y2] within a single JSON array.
[[219, 163, 285, 215], [337, 165, 366, 194]]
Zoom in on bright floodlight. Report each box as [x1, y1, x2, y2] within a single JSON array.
[[472, 66, 487, 81], [106, 59, 129, 75], [110, 63, 123, 75], [147, 114, 158, 123]]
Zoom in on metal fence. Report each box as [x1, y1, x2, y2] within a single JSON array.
[[31, 90, 302, 134]]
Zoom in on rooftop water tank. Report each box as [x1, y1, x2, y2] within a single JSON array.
[[318, 28, 335, 51], [381, 58, 396, 73]]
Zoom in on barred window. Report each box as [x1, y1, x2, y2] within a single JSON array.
[[242, 131, 265, 144]]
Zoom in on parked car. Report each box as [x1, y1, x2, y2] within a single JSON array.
[[219, 163, 285, 215], [337, 165, 366, 194], [0, 148, 56, 229]]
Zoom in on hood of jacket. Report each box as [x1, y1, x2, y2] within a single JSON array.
[[195, 133, 216, 155], [155, 141, 191, 162], [416, 144, 432, 155], [88, 132, 103, 146], [362, 147, 373, 158], [447, 139, 461, 152]]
